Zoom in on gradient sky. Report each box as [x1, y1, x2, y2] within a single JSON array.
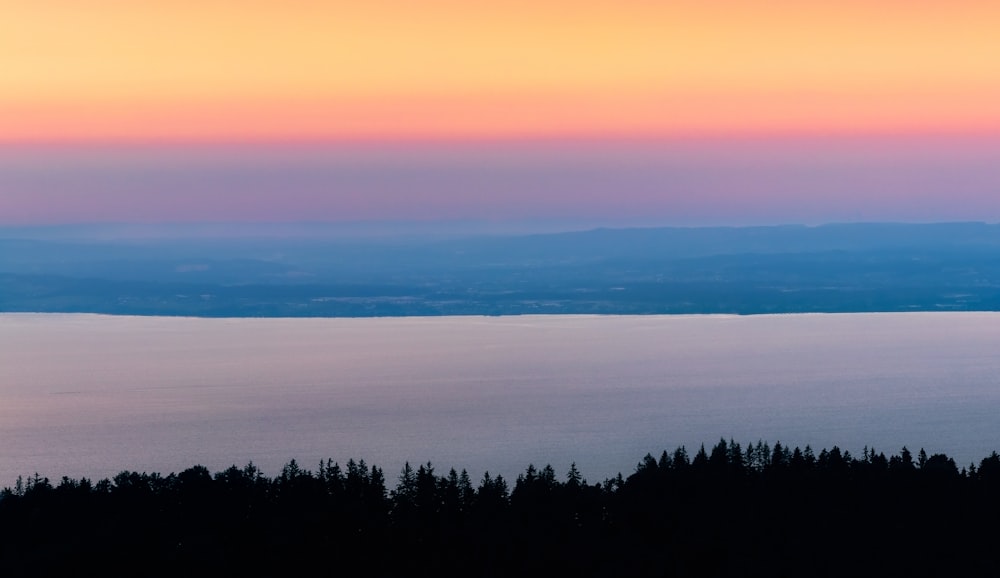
[[2, 0, 999, 226]]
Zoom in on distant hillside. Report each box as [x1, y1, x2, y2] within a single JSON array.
[[3, 222, 1000, 316]]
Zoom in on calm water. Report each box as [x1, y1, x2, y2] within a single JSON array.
[[2, 312, 999, 485]]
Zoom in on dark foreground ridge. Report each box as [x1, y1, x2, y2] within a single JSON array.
[[3, 440, 1000, 577]]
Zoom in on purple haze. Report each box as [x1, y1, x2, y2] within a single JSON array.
[[2, 136, 999, 229]]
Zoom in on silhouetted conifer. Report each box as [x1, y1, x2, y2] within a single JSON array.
[[3, 442, 1000, 577]]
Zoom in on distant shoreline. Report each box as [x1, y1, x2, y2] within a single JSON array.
[[5, 222, 1000, 316], [5, 309, 1000, 321]]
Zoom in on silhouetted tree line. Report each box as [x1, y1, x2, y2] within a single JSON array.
[[3, 441, 1000, 576]]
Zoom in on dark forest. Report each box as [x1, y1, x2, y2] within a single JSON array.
[[3, 440, 1000, 576]]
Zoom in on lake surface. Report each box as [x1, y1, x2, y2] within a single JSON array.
[[2, 312, 1000, 485]]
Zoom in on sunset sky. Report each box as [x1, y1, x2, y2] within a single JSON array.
[[2, 0, 999, 226]]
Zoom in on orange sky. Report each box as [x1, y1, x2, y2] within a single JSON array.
[[3, 0, 1000, 142]]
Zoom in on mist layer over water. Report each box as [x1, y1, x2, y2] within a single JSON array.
[[2, 313, 999, 484]]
